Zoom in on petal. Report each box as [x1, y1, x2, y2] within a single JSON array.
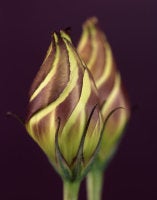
[[77, 17, 117, 105]]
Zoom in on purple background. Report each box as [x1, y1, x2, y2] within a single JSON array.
[[0, 0, 156, 199]]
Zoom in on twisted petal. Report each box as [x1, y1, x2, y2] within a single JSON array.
[[77, 17, 130, 165], [25, 31, 102, 175], [77, 17, 117, 105], [99, 73, 130, 163]]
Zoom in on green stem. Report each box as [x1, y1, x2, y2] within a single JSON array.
[[86, 169, 104, 200], [63, 180, 81, 200]]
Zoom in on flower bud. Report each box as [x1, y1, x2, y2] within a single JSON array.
[[25, 31, 103, 180], [77, 17, 130, 167]]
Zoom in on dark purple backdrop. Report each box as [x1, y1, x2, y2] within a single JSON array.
[[0, 0, 156, 199]]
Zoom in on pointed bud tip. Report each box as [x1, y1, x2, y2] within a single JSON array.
[[51, 30, 72, 45], [83, 17, 99, 29], [60, 30, 72, 43], [51, 32, 58, 43]]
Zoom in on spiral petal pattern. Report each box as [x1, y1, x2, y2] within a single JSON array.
[[25, 31, 102, 178], [77, 17, 130, 165]]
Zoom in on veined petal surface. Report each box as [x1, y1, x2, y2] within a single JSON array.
[[78, 17, 130, 166], [25, 30, 102, 177]]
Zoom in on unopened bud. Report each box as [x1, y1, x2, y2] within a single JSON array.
[[25, 31, 103, 180], [78, 17, 130, 167]]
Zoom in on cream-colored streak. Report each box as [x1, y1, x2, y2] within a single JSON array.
[[84, 27, 96, 67], [101, 73, 121, 115], [28, 37, 80, 134], [62, 69, 92, 135], [30, 33, 59, 101], [78, 25, 113, 90], [77, 27, 89, 53], [83, 114, 102, 161], [85, 24, 114, 89], [101, 73, 128, 127], [43, 44, 52, 63], [60, 30, 72, 43], [96, 42, 113, 89], [59, 69, 93, 163]]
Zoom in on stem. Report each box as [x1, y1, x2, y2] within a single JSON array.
[[86, 169, 104, 200], [63, 180, 81, 200]]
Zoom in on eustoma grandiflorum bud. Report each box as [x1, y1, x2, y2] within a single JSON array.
[[25, 30, 103, 199], [77, 17, 130, 200]]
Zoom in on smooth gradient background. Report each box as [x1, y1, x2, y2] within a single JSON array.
[[0, 0, 156, 199]]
